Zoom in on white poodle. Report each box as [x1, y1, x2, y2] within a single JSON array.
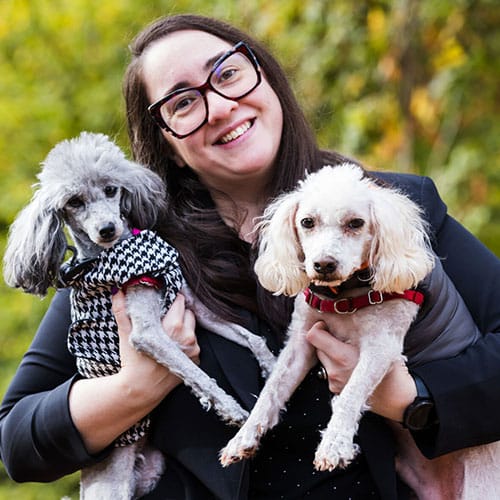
[[219, 163, 500, 499], [3, 132, 275, 499]]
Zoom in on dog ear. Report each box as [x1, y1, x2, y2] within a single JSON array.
[[254, 191, 309, 296], [3, 191, 67, 297], [120, 160, 167, 229], [368, 185, 435, 293]]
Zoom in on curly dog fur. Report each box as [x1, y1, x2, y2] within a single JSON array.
[[3, 132, 275, 499], [220, 163, 500, 499]]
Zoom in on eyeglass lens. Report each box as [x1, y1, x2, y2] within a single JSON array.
[[159, 50, 259, 137]]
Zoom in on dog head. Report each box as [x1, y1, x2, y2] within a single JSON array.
[[254, 163, 435, 296], [3, 132, 166, 296]]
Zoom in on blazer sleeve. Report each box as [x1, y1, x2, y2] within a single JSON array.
[[382, 173, 500, 457], [0, 289, 107, 482]]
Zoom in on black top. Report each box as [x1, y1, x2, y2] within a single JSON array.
[[1, 172, 500, 499]]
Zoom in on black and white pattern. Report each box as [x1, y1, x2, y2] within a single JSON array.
[[65, 230, 183, 446]]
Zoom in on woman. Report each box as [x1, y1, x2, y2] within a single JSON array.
[[1, 14, 500, 499]]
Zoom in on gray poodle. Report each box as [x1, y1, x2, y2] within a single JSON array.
[[3, 132, 275, 499]]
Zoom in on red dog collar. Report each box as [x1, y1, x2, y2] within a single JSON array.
[[303, 288, 424, 314]]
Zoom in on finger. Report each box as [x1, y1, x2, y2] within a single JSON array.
[[179, 309, 200, 361], [111, 290, 132, 339], [161, 295, 200, 362], [306, 321, 360, 392], [305, 321, 349, 357], [161, 294, 188, 337], [182, 308, 197, 343]]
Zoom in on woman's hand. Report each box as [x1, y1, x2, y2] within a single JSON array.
[[113, 290, 200, 402], [306, 321, 416, 422], [69, 290, 200, 454]]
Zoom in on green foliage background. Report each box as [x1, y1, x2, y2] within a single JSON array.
[[0, 0, 498, 497]]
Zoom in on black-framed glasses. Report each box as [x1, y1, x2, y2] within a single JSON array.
[[148, 41, 262, 139]]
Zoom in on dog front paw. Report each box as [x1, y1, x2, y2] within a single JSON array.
[[313, 436, 360, 471], [219, 424, 264, 467]]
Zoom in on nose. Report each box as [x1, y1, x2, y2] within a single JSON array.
[[99, 222, 116, 240], [313, 258, 338, 275], [206, 91, 238, 125]]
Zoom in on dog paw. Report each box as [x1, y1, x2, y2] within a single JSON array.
[[202, 395, 249, 427], [219, 425, 263, 467], [225, 406, 249, 427], [313, 437, 360, 471]]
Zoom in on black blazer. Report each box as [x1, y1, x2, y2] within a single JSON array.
[[1, 172, 500, 499]]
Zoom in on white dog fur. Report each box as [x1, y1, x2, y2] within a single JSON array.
[[3, 132, 276, 499], [219, 163, 500, 499]]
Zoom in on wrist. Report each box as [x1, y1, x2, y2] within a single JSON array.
[[117, 365, 180, 406], [402, 373, 438, 431], [369, 361, 417, 421]]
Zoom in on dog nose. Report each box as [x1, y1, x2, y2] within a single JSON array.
[[99, 223, 116, 240], [314, 259, 338, 275]]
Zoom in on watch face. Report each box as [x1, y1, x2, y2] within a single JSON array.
[[405, 400, 435, 430]]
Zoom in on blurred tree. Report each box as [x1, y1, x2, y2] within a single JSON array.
[[0, 0, 498, 497]]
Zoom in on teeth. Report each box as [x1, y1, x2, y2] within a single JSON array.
[[220, 121, 251, 144]]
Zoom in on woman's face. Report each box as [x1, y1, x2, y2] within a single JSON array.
[[141, 30, 284, 194]]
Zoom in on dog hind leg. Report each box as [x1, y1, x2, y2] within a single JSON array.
[[80, 444, 138, 499]]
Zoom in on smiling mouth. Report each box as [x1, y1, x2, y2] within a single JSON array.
[[218, 120, 253, 144]]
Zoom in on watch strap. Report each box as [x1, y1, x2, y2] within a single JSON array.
[[403, 373, 438, 431]]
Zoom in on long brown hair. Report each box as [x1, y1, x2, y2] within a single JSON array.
[[123, 14, 349, 332]]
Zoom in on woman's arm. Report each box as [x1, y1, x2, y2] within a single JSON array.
[[0, 289, 199, 481], [412, 212, 500, 456], [69, 291, 198, 454], [0, 289, 89, 481]]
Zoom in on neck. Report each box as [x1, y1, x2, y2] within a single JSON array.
[[214, 197, 265, 243], [210, 187, 269, 244]]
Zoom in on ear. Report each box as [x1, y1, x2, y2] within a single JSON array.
[[254, 191, 309, 296], [369, 186, 435, 293], [3, 191, 67, 296], [120, 160, 167, 229]]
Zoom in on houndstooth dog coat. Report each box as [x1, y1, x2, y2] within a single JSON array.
[[64, 230, 183, 446]]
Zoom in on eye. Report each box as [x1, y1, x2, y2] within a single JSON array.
[[167, 90, 201, 116], [104, 185, 118, 198], [300, 217, 315, 229], [213, 59, 241, 86], [347, 218, 365, 230], [67, 196, 84, 209], [218, 67, 238, 83]]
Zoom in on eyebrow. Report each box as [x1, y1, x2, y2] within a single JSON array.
[[162, 50, 228, 97]]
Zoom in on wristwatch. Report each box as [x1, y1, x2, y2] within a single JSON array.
[[402, 373, 438, 431]]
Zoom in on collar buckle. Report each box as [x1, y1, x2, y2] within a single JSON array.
[[333, 297, 357, 314], [368, 290, 384, 305]]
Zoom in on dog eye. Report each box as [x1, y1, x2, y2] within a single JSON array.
[[67, 196, 84, 208], [300, 217, 315, 229], [104, 186, 118, 197], [347, 218, 365, 229]]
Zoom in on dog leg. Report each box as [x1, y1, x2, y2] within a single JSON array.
[[314, 331, 404, 471], [182, 285, 276, 378], [80, 444, 138, 499], [132, 441, 166, 498], [126, 287, 249, 425], [219, 319, 316, 466], [392, 422, 465, 500]]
